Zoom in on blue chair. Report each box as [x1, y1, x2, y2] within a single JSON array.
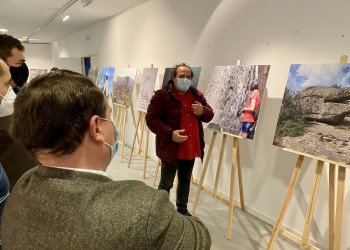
[[0, 163, 9, 220]]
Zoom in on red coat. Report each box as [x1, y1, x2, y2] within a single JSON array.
[[146, 82, 214, 164]]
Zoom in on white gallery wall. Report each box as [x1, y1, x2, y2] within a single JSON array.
[[24, 44, 53, 71], [52, 0, 350, 248]]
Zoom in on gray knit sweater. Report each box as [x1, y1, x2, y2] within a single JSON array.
[[1, 166, 211, 249]]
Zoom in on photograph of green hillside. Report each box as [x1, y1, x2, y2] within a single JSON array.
[[273, 63, 350, 166]]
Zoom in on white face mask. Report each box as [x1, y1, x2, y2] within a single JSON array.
[[0, 86, 16, 118], [100, 118, 119, 163]]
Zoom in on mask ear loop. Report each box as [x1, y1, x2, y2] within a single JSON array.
[[0, 61, 12, 89], [0, 63, 4, 98], [0, 84, 15, 102]]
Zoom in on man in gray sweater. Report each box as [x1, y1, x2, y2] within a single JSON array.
[[1, 70, 211, 249]]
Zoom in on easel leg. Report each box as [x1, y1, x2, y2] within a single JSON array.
[[143, 128, 149, 179], [127, 113, 141, 168], [236, 141, 245, 211], [267, 155, 304, 250], [115, 105, 121, 132], [329, 164, 335, 250], [120, 107, 127, 163], [130, 101, 141, 146], [192, 131, 217, 214], [334, 166, 346, 250], [226, 137, 238, 240], [153, 158, 161, 186], [301, 160, 324, 248], [213, 134, 227, 197], [138, 115, 146, 155]]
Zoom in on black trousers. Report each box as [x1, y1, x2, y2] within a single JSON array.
[[158, 159, 195, 213]]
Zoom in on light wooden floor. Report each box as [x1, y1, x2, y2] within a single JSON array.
[[106, 146, 303, 250]]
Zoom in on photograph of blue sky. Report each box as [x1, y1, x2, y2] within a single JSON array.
[[98, 67, 115, 97], [287, 63, 350, 91]]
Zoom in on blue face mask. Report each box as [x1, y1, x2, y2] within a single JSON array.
[[100, 118, 119, 163], [176, 78, 192, 93]]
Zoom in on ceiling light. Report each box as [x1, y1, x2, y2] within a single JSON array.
[[0, 28, 8, 32], [62, 13, 70, 22], [81, 0, 93, 7]]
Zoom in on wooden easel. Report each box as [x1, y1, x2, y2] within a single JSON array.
[[267, 150, 347, 250], [127, 110, 150, 179], [191, 129, 245, 240], [267, 55, 349, 250], [114, 103, 127, 162], [192, 59, 245, 240], [128, 64, 157, 178], [113, 65, 140, 162], [128, 65, 140, 147]]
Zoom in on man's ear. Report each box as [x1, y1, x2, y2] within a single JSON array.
[[88, 115, 104, 142], [0, 60, 6, 76]]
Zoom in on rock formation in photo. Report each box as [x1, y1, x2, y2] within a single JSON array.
[[295, 86, 350, 124]]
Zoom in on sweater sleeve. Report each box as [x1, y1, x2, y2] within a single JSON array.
[[145, 90, 174, 139], [146, 190, 211, 250]]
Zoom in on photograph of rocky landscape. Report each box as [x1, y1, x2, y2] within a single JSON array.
[[112, 68, 137, 107], [273, 63, 350, 166], [204, 65, 270, 138]]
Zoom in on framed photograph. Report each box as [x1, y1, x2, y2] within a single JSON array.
[[273, 63, 350, 166], [204, 65, 270, 139]]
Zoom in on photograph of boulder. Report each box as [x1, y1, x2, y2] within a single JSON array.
[[204, 65, 270, 139], [161, 67, 202, 88], [112, 68, 138, 107], [98, 67, 115, 98], [273, 63, 350, 166], [136, 67, 158, 112]]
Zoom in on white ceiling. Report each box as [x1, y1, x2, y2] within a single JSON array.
[[0, 0, 149, 43]]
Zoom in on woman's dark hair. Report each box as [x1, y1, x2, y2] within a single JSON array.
[[250, 80, 259, 91], [11, 70, 107, 156]]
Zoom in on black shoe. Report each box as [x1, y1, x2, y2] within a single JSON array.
[[178, 210, 192, 216]]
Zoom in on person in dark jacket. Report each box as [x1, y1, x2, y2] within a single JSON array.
[[146, 63, 214, 216], [0, 35, 38, 190], [0, 58, 11, 221]]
